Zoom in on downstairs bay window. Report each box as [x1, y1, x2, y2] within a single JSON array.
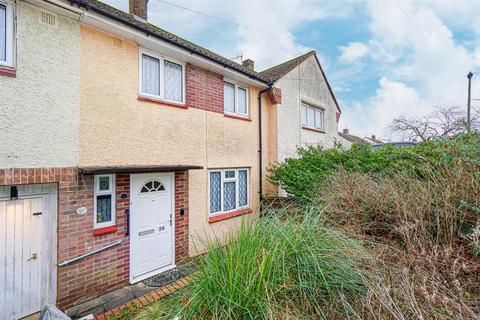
[[209, 168, 249, 216], [94, 174, 116, 229]]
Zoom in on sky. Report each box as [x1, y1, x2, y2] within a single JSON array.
[[103, 0, 480, 140]]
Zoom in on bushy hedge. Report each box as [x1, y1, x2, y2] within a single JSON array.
[[267, 133, 480, 202]]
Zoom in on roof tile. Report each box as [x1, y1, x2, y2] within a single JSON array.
[[72, 0, 270, 83]]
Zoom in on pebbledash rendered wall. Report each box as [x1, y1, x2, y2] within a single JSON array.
[[274, 55, 341, 163], [78, 25, 266, 257], [0, 1, 80, 168]]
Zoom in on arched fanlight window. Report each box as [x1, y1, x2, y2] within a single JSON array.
[[140, 180, 165, 193]]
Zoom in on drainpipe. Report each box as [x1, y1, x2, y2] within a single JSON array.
[[258, 86, 271, 215]]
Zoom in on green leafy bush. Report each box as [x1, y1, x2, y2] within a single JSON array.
[[268, 133, 480, 202]]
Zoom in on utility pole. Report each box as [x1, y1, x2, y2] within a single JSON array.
[[467, 72, 473, 131]]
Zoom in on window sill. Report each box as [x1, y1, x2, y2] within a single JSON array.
[[208, 208, 252, 223], [0, 66, 16, 77], [93, 225, 117, 236], [224, 113, 252, 122], [138, 96, 188, 109], [302, 126, 325, 134]]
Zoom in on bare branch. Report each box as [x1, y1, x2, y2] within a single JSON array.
[[389, 106, 474, 141]]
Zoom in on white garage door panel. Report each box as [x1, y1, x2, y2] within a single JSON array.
[[0, 183, 57, 320], [1, 197, 45, 319]]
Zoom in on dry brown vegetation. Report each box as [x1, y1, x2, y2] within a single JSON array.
[[314, 160, 480, 319]]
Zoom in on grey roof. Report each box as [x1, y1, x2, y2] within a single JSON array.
[[260, 51, 341, 113], [338, 132, 366, 144], [260, 51, 315, 82], [71, 0, 270, 83]]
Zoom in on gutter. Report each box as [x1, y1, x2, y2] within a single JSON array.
[[70, 0, 269, 84], [258, 86, 272, 215]]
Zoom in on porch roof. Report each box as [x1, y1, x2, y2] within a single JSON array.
[[78, 165, 203, 175]]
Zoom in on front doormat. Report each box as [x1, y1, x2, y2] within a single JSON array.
[[142, 261, 197, 287]]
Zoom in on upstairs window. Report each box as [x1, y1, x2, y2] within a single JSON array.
[[301, 103, 324, 131], [139, 50, 185, 103], [224, 81, 248, 117], [94, 174, 116, 228], [0, 0, 14, 68]]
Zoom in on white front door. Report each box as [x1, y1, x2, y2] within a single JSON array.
[[0, 196, 49, 320], [130, 173, 175, 283]]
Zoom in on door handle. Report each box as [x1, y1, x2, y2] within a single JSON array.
[[27, 252, 37, 261]]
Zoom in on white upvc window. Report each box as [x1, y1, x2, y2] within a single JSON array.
[[139, 49, 185, 104], [301, 103, 324, 130], [0, 0, 15, 68], [224, 80, 248, 117], [94, 174, 116, 228], [208, 168, 249, 216]]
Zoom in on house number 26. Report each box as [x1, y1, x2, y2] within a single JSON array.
[[159, 226, 166, 232]]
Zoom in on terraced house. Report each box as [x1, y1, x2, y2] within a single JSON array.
[[0, 0, 341, 318]]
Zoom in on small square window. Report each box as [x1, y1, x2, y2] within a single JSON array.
[[225, 170, 235, 179], [98, 176, 110, 191], [94, 174, 116, 229]]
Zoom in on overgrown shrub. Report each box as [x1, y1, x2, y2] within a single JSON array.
[[265, 133, 480, 319], [268, 133, 480, 203]]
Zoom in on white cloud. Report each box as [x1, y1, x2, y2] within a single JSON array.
[[339, 0, 480, 139], [338, 42, 370, 63], [103, 0, 348, 70], [341, 77, 429, 139]]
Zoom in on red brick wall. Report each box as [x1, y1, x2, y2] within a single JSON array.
[[186, 63, 224, 113], [267, 87, 282, 105], [174, 171, 189, 262], [0, 167, 190, 310], [56, 173, 130, 309], [0, 167, 76, 185]]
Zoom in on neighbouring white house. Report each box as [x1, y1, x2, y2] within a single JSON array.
[[260, 51, 343, 165]]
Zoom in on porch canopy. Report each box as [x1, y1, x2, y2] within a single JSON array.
[[78, 165, 203, 175]]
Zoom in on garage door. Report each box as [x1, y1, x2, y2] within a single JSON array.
[[0, 184, 56, 320]]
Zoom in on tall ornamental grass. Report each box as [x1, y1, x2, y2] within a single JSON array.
[[137, 210, 371, 320]]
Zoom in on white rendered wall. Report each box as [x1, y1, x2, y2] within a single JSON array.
[[275, 55, 341, 163], [0, 1, 80, 168]]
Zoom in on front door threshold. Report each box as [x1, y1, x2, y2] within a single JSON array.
[[131, 263, 176, 284]]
